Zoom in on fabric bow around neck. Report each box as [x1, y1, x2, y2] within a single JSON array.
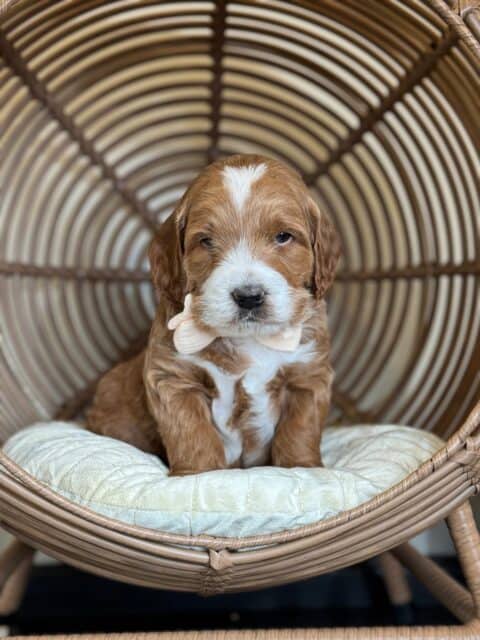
[[168, 294, 302, 355]]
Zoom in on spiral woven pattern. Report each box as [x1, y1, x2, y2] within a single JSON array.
[[1, 0, 480, 602], [1, 0, 479, 446]]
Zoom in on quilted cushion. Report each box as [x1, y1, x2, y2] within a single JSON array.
[[3, 422, 443, 538]]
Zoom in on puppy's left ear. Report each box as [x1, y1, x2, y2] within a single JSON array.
[[307, 196, 341, 300]]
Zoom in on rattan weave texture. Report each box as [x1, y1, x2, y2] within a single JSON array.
[[1, 0, 479, 441], [0, 0, 479, 607]]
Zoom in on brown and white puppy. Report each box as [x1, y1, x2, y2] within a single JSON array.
[[87, 154, 341, 475]]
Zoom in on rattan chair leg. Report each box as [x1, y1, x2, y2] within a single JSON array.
[[378, 551, 412, 606], [0, 538, 34, 616], [391, 541, 475, 623], [4, 514, 480, 638], [447, 500, 480, 616]]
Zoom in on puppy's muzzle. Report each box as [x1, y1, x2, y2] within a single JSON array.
[[231, 285, 266, 310]]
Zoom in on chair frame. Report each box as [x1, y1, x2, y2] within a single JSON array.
[[0, 401, 479, 637], [1, 0, 479, 636], [0, 500, 480, 638]]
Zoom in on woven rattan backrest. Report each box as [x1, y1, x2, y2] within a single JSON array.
[[1, 0, 479, 445]]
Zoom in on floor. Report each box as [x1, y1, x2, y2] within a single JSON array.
[[0, 558, 460, 636]]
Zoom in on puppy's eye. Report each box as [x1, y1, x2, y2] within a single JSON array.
[[200, 236, 213, 249], [275, 231, 294, 245]]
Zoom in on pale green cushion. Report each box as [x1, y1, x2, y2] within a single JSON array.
[[3, 422, 443, 537]]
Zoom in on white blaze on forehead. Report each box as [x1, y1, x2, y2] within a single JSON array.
[[222, 163, 267, 213]]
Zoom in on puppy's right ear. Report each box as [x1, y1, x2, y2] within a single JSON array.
[[148, 197, 188, 307]]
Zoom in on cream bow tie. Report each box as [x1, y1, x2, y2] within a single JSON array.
[[168, 294, 302, 355]]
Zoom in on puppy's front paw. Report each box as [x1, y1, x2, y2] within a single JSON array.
[[169, 451, 227, 476], [272, 449, 322, 469], [169, 467, 198, 477], [169, 463, 226, 476]]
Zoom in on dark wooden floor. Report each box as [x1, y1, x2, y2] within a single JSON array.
[[1, 558, 460, 636]]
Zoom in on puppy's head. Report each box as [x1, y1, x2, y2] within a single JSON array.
[[149, 155, 340, 337]]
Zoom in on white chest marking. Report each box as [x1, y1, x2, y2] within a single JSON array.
[[222, 163, 266, 213], [238, 340, 315, 466], [183, 339, 315, 467], [183, 356, 243, 465]]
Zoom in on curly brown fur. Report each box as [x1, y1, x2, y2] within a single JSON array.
[[87, 155, 340, 475]]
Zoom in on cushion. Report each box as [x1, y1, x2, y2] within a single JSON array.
[[2, 422, 443, 538]]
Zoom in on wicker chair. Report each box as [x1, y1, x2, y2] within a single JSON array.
[[1, 0, 479, 637]]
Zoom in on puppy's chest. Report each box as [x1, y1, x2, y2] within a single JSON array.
[[186, 341, 314, 467]]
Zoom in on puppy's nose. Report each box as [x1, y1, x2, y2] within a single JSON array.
[[231, 285, 265, 310]]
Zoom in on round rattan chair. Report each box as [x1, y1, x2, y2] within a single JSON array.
[[1, 0, 479, 637]]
